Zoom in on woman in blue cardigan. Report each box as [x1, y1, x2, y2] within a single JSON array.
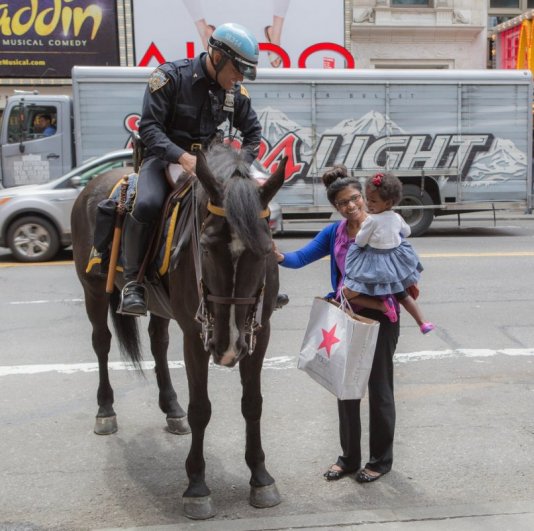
[[274, 165, 400, 483]]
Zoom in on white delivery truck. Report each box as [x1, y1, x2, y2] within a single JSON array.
[[0, 67, 532, 235]]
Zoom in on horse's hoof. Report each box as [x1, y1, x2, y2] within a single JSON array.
[[94, 415, 118, 435], [249, 483, 281, 508], [166, 416, 191, 435], [183, 495, 216, 520]]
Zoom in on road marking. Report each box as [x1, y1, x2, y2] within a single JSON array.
[[1, 349, 533, 377], [5, 298, 84, 305], [1, 250, 534, 269], [421, 252, 534, 258], [0, 260, 73, 268], [316, 251, 534, 261]]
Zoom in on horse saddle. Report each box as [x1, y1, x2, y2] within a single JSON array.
[[86, 169, 195, 283]]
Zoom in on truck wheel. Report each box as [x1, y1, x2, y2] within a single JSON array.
[[398, 184, 434, 237], [6, 216, 60, 262]]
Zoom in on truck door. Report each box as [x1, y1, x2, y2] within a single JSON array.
[[0, 101, 65, 187]]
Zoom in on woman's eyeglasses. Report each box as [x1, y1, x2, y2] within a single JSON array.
[[335, 194, 362, 208]]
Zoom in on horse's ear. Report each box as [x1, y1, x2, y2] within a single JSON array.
[[196, 150, 223, 205], [258, 157, 288, 208]]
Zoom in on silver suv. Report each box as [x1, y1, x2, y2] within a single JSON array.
[[0, 150, 133, 262]]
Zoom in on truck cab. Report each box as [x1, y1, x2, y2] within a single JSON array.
[[0, 94, 73, 188]]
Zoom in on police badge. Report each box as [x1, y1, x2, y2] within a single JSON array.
[[148, 69, 169, 93], [223, 90, 235, 112]]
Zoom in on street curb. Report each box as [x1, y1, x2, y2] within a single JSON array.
[[98, 500, 534, 530]]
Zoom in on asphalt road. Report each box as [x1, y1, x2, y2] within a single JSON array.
[[1, 213, 534, 530]]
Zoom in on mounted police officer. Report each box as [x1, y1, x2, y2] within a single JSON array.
[[120, 22, 288, 315]]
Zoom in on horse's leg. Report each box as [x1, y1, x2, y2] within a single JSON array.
[[239, 323, 281, 508], [182, 331, 215, 520], [83, 282, 117, 435], [148, 313, 190, 434]]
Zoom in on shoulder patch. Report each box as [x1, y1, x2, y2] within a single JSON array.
[[148, 68, 169, 93], [240, 85, 250, 98]]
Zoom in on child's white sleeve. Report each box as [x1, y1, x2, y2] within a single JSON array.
[[355, 216, 375, 246], [397, 213, 411, 237]]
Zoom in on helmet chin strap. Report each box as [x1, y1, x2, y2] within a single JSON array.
[[208, 48, 228, 86]]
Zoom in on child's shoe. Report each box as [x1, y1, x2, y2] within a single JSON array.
[[383, 296, 398, 323], [420, 322, 435, 334]]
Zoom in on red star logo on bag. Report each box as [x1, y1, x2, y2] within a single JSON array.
[[318, 324, 341, 357]]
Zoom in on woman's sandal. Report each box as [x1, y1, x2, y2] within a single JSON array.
[[355, 468, 384, 483], [323, 464, 348, 481]]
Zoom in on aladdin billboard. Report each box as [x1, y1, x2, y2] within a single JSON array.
[[132, 0, 351, 69], [0, 0, 120, 78]]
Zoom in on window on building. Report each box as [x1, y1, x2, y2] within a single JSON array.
[[391, 0, 430, 4], [490, 0, 519, 7], [488, 15, 514, 29]]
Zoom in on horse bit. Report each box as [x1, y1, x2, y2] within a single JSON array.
[[193, 199, 271, 355]]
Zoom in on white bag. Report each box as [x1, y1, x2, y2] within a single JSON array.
[[298, 296, 380, 400]]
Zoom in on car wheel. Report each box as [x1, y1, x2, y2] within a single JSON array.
[[398, 184, 434, 237], [6, 216, 60, 262]]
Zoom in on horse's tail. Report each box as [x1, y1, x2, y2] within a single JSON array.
[[109, 288, 143, 369]]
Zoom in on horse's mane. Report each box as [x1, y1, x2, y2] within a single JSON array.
[[198, 144, 271, 254]]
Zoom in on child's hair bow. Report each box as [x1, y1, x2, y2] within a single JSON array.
[[372, 173, 384, 186]]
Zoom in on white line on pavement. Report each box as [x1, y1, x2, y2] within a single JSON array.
[[1, 349, 533, 377], [6, 298, 84, 305]]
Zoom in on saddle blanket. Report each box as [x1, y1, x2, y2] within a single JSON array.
[[86, 173, 192, 277]]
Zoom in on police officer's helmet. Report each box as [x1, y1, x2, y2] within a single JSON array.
[[208, 23, 259, 81]]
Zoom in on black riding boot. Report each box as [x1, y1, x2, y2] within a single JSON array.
[[119, 213, 151, 316], [276, 293, 289, 309]]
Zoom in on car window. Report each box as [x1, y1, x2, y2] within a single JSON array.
[[6, 104, 24, 144], [78, 159, 133, 187], [56, 157, 133, 189], [30, 107, 57, 139], [6, 104, 58, 143]]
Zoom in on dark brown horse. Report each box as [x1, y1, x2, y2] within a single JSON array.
[[71, 144, 287, 519]]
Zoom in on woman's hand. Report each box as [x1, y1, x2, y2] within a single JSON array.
[[272, 242, 284, 263]]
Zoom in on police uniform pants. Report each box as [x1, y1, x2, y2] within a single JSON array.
[[131, 156, 171, 224], [335, 310, 400, 474]]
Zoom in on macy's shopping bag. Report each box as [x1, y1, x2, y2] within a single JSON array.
[[298, 297, 380, 400]]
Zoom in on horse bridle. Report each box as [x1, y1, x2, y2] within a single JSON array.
[[193, 197, 270, 355]]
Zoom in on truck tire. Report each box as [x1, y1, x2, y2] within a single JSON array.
[[6, 216, 60, 262], [398, 184, 434, 237]]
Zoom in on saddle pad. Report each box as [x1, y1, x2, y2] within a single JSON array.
[[86, 174, 191, 277]]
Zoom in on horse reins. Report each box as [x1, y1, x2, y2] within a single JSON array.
[[193, 195, 268, 355]]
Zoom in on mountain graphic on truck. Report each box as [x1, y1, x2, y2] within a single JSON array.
[[255, 109, 527, 185]]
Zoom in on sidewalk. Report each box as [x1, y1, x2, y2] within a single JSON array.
[[101, 501, 534, 530]]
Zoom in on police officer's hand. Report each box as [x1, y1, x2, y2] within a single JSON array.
[[179, 152, 197, 176]]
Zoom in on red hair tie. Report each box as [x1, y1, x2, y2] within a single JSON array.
[[372, 173, 384, 186]]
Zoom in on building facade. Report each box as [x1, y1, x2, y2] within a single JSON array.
[[349, 0, 487, 69], [0, 0, 513, 114]]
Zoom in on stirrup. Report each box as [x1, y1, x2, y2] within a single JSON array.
[[117, 281, 149, 316]]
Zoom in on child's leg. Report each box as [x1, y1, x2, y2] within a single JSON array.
[[398, 294, 425, 326], [342, 287, 397, 323], [397, 292, 435, 333], [343, 287, 384, 311]]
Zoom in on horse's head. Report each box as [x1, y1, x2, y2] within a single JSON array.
[[195, 145, 287, 367]]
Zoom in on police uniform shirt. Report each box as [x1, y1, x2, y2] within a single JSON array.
[[139, 53, 262, 165]]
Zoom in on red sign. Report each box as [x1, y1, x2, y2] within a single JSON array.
[[138, 41, 355, 69], [499, 26, 521, 69]]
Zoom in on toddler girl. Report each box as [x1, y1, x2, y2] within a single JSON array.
[[343, 172, 434, 334]]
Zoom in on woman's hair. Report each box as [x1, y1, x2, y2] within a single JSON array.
[[365, 172, 403, 206], [322, 164, 362, 206]]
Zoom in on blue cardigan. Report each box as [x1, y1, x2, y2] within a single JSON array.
[[279, 221, 341, 298]]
